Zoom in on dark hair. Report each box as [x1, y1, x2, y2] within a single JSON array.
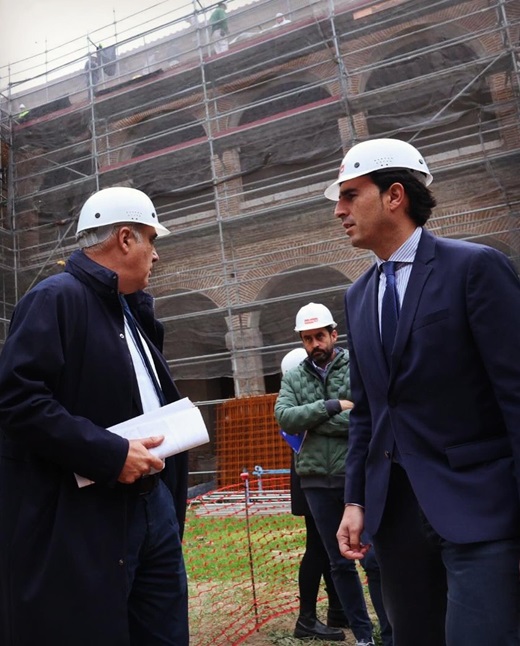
[[299, 324, 335, 338], [369, 169, 437, 226]]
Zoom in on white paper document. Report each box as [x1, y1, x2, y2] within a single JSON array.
[[75, 398, 209, 488]]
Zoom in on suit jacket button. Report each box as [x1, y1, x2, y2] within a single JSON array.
[[384, 450, 391, 459]]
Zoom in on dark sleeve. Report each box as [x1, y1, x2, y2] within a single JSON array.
[[0, 284, 128, 483]]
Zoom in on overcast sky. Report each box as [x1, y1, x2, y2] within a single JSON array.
[[0, 0, 204, 70], [2, 0, 136, 63]]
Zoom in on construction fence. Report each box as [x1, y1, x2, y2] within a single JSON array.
[[184, 474, 378, 645], [185, 475, 299, 645]]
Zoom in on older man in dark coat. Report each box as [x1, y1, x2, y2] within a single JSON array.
[[0, 187, 189, 646]]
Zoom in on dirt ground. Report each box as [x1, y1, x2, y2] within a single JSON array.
[[241, 613, 366, 645]]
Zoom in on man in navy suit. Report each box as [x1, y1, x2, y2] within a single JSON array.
[[326, 138, 520, 646]]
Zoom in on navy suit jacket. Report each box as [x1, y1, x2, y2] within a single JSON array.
[[344, 228, 520, 543]]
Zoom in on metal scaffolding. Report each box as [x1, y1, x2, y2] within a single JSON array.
[[1, 0, 519, 484]]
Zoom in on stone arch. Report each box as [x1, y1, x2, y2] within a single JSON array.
[[155, 289, 230, 381], [127, 110, 213, 207], [235, 78, 342, 199], [363, 27, 496, 152], [224, 68, 332, 129], [252, 263, 351, 377], [131, 110, 206, 153]]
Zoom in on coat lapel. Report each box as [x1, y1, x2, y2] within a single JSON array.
[[363, 265, 389, 378]]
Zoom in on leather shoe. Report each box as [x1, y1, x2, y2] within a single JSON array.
[[294, 616, 345, 641]]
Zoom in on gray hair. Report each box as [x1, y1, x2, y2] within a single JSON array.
[[77, 223, 143, 249]]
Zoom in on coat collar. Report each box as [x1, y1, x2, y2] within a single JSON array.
[[65, 249, 154, 313], [65, 249, 119, 297]]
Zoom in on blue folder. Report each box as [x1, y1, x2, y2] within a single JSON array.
[[279, 429, 307, 454]]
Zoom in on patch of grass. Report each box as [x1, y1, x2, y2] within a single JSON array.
[[184, 512, 305, 581], [184, 511, 385, 645]]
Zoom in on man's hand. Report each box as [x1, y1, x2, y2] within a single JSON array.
[[339, 399, 354, 411], [337, 504, 370, 559], [117, 436, 165, 484]]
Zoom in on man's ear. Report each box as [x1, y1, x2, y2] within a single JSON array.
[[331, 328, 339, 342], [117, 225, 133, 253], [386, 182, 406, 212]]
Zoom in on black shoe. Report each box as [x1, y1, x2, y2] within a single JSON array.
[[327, 607, 350, 628], [294, 616, 345, 641]]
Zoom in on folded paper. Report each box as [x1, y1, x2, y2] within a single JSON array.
[[75, 397, 209, 487]]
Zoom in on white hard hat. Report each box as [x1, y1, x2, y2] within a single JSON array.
[[281, 347, 307, 375], [324, 138, 433, 201], [294, 302, 337, 332], [76, 186, 170, 240]]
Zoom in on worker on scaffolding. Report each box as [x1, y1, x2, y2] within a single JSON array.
[[209, 1, 229, 54], [16, 103, 29, 122], [84, 48, 101, 87], [272, 12, 292, 28], [0, 186, 189, 646], [275, 303, 392, 646]]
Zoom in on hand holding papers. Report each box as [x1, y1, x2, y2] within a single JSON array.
[[75, 397, 209, 487]]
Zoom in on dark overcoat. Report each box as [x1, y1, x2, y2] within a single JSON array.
[[0, 250, 188, 646]]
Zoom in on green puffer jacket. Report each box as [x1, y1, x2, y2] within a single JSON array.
[[274, 348, 351, 478]]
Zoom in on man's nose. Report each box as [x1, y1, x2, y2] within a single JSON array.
[[334, 201, 348, 218], [152, 250, 159, 262]]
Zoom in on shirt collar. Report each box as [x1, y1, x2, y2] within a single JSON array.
[[376, 226, 423, 270]]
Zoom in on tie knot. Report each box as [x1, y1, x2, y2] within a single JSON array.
[[382, 261, 396, 278]]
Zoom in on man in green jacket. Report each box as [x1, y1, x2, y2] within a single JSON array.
[[275, 303, 391, 646], [209, 2, 229, 54]]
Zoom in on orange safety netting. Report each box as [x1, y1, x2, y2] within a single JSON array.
[[184, 475, 378, 645], [215, 394, 292, 488], [184, 475, 302, 645]]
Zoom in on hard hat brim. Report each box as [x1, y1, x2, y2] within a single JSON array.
[[324, 168, 433, 202], [154, 222, 171, 237], [324, 179, 341, 202]]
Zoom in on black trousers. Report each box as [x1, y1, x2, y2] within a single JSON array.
[[298, 513, 342, 617], [373, 463, 520, 646]]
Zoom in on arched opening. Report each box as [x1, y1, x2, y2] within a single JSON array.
[[255, 264, 350, 392], [157, 290, 231, 379], [237, 80, 343, 200], [364, 35, 497, 155], [129, 112, 213, 219]]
